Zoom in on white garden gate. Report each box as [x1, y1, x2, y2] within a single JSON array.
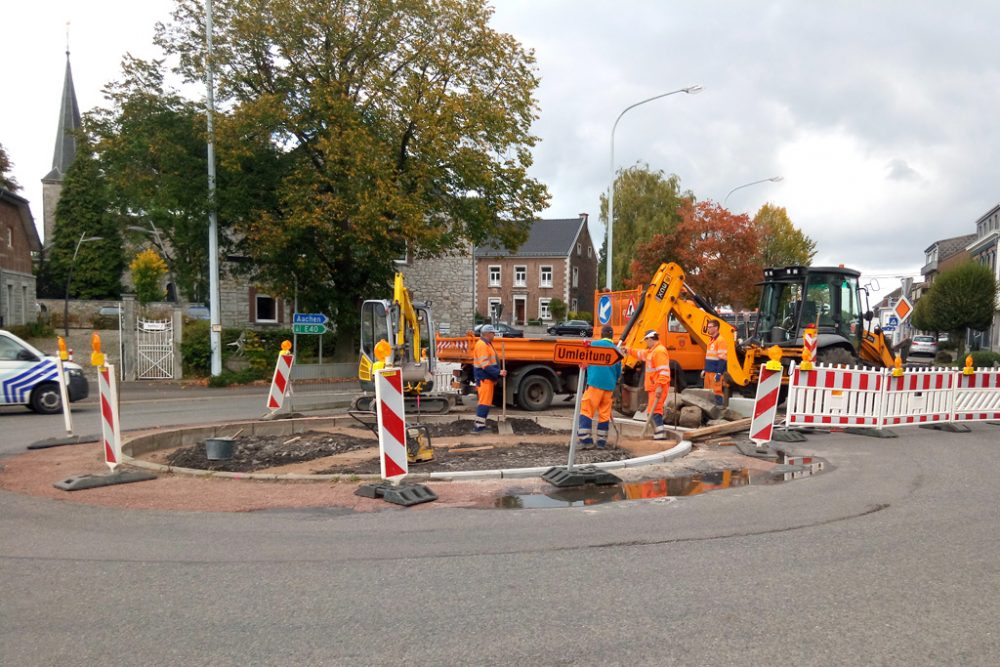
[[136, 318, 174, 379]]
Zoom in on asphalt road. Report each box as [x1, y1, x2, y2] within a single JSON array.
[[2, 389, 999, 665]]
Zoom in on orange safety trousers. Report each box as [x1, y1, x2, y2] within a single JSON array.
[[647, 386, 668, 416], [477, 378, 495, 407], [581, 386, 613, 423]]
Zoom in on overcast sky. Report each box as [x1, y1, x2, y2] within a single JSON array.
[[3, 0, 998, 299]]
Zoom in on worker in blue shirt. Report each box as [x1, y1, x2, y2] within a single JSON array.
[[578, 325, 623, 449]]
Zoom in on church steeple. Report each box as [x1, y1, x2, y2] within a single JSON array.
[[41, 44, 83, 243]]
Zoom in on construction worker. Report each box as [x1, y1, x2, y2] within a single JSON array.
[[472, 324, 506, 433], [578, 325, 623, 450], [624, 329, 671, 440], [704, 319, 727, 405]]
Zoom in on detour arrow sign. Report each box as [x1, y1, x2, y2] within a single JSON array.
[[553, 342, 623, 367]]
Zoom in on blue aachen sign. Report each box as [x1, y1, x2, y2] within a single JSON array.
[[293, 313, 328, 325]]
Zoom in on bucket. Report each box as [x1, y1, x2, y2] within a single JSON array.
[[204, 437, 235, 461]]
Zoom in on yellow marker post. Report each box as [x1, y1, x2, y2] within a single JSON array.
[[280, 339, 292, 356], [55, 336, 73, 435], [963, 355, 975, 376], [91, 332, 106, 369]]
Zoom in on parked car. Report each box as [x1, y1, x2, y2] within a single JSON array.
[[0, 329, 89, 414], [546, 320, 593, 337], [909, 335, 938, 358], [473, 322, 524, 338]]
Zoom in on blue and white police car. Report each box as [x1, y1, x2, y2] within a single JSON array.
[[0, 329, 89, 414]]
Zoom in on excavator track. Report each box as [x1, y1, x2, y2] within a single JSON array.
[[351, 394, 453, 415]]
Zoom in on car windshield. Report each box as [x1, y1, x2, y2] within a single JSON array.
[[914, 336, 935, 343]]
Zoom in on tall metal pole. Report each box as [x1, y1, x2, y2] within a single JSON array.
[[606, 85, 703, 290], [206, 0, 222, 376]]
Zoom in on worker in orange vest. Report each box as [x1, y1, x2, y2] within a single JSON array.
[[704, 319, 727, 406], [472, 325, 506, 433], [625, 329, 671, 440]]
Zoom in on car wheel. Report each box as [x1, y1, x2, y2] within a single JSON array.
[[517, 374, 554, 411], [30, 382, 63, 414]]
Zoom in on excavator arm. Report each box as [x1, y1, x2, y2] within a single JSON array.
[[618, 262, 757, 387], [392, 272, 421, 362]]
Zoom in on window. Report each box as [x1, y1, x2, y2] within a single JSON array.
[[488, 298, 502, 320], [489, 265, 502, 287], [577, 243, 582, 256], [539, 298, 552, 321], [540, 265, 553, 288], [571, 298, 578, 312], [256, 294, 277, 323], [572, 266, 579, 288], [514, 265, 527, 287], [587, 245, 592, 258], [6, 227, 11, 247], [393, 242, 410, 265]]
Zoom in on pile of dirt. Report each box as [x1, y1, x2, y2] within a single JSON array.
[[418, 418, 559, 437], [166, 430, 374, 473]]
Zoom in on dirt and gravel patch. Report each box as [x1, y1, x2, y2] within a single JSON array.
[[163, 418, 629, 475]]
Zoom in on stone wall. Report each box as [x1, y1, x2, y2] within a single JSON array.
[[399, 246, 474, 335]]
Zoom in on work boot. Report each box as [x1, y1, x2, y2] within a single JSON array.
[[596, 440, 607, 449]]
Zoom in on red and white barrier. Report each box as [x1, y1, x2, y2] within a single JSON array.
[[952, 369, 1000, 423], [267, 352, 294, 412], [786, 363, 884, 428], [881, 367, 954, 427], [750, 364, 781, 446], [786, 362, 1000, 431], [375, 367, 408, 480], [98, 365, 122, 471]]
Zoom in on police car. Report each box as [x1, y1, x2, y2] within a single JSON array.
[[0, 329, 89, 413]]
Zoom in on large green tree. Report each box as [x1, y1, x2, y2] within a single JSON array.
[[598, 163, 689, 289], [155, 0, 548, 324], [43, 142, 124, 300], [0, 142, 20, 192], [90, 56, 283, 303], [916, 261, 997, 359], [753, 203, 816, 267]]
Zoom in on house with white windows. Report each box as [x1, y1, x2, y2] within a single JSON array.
[[473, 215, 598, 324]]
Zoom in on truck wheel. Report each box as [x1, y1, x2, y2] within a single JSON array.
[[30, 382, 62, 414], [517, 375, 554, 411]]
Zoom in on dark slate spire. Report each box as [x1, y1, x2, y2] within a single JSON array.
[[43, 49, 82, 182]]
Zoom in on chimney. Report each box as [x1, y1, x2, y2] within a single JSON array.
[[579, 212, 589, 223]]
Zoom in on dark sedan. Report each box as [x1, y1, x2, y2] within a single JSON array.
[[546, 320, 593, 337], [473, 322, 525, 338]]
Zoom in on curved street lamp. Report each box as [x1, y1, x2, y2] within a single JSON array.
[[607, 84, 703, 290], [723, 176, 783, 209], [63, 232, 103, 337]]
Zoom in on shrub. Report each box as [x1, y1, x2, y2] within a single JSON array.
[[207, 367, 267, 387], [968, 350, 1000, 368], [9, 321, 54, 339], [934, 350, 953, 364], [181, 321, 245, 376]]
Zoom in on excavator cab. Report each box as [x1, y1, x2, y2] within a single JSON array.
[[751, 266, 872, 363]]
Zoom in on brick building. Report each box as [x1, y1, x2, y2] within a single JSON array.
[[0, 189, 42, 327], [474, 216, 598, 325]]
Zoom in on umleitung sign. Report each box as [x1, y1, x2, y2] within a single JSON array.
[[553, 342, 623, 367]]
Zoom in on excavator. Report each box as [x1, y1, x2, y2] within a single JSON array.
[[616, 262, 896, 410]]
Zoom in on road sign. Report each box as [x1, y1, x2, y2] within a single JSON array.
[[893, 297, 912, 323], [293, 312, 328, 325], [624, 296, 636, 319], [553, 342, 623, 366], [293, 323, 327, 335], [597, 295, 612, 324]]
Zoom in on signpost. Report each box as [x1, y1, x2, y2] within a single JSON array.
[[598, 294, 613, 325], [293, 313, 328, 335]]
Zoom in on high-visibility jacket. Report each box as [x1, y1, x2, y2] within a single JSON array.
[[633, 343, 670, 391], [472, 338, 501, 383], [705, 334, 727, 375]]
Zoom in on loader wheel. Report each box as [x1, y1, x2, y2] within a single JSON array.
[[817, 347, 858, 367]]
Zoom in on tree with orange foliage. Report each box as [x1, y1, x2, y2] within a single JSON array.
[[628, 200, 762, 309]]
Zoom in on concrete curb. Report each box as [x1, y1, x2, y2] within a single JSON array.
[[121, 414, 695, 483]]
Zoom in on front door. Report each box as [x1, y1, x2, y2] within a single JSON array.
[[514, 296, 526, 325]]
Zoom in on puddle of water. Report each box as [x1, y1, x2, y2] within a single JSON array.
[[495, 463, 825, 509]]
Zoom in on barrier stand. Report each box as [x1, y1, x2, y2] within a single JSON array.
[[265, 340, 295, 416], [953, 356, 1000, 428], [748, 347, 786, 453], [355, 367, 437, 506], [53, 333, 156, 491], [55, 336, 74, 436]]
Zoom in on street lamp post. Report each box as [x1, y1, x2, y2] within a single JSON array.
[[607, 84, 703, 290], [723, 176, 783, 209], [64, 232, 103, 337]]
